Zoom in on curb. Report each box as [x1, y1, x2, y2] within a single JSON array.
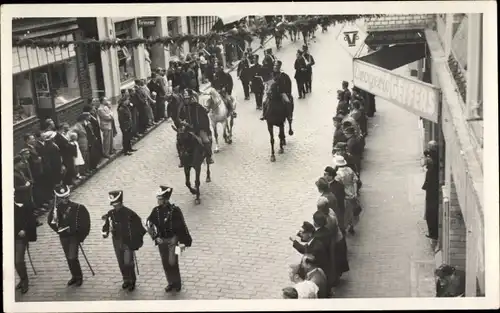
[[67, 38, 273, 194]]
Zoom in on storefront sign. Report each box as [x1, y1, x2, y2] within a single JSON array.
[[365, 30, 426, 47], [353, 59, 440, 123], [138, 18, 156, 27], [336, 22, 367, 58]]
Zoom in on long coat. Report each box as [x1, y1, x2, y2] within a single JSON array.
[[117, 103, 133, 131], [15, 202, 37, 242], [294, 57, 308, 80], [47, 200, 91, 243], [14, 168, 33, 204]]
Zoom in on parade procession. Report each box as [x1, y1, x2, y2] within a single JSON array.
[[8, 9, 487, 303]]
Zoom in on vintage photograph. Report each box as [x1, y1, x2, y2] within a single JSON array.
[[2, 1, 498, 312]]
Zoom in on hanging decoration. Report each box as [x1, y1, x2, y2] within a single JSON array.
[[13, 15, 380, 51]]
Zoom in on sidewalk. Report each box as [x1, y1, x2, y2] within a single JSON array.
[[333, 65, 436, 298]]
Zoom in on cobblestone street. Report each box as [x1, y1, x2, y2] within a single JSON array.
[[16, 24, 435, 301]]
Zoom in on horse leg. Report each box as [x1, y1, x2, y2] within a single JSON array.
[[184, 166, 196, 195], [205, 158, 211, 183], [268, 123, 276, 162], [288, 116, 294, 136], [227, 116, 234, 144], [279, 124, 286, 154], [194, 164, 202, 205], [222, 120, 229, 144], [213, 122, 220, 153]]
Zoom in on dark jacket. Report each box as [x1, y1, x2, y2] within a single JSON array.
[[250, 64, 265, 93], [118, 103, 133, 130], [146, 203, 192, 247], [44, 142, 63, 183], [178, 102, 211, 135], [47, 200, 91, 243], [237, 59, 251, 82], [102, 206, 147, 251], [14, 168, 32, 205], [148, 81, 164, 99], [24, 143, 43, 178], [213, 71, 233, 93], [292, 235, 330, 279], [333, 126, 348, 148], [294, 57, 308, 80], [14, 202, 37, 242]]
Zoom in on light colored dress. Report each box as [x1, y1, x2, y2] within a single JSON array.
[[72, 141, 85, 166], [144, 49, 152, 78]]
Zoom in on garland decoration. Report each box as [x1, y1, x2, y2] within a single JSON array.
[[447, 53, 467, 103], [13, 15, 380, 51]]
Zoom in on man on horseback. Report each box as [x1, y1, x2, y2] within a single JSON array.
[[177, 89, 214, 166], [260, 60, 293, 121]]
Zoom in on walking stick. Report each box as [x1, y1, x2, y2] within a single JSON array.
[[133, 252, 140, 276], [26, 244, 37, 275], [78, 243, 95, 276]]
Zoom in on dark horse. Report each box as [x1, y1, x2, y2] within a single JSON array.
[[172, 122, 211, 205], [264, 80, 294, 162]]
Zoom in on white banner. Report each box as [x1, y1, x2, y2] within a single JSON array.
[[353, 60, 440, 123]]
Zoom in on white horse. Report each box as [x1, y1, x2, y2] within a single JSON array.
[[202, 87, 236, 153]]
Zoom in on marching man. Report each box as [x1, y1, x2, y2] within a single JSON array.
[[47, 184, 91, 287], [145, 186, 192, 293], [102, 190, 147, 292]]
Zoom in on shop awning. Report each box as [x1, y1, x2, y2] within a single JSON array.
[[353, 42, 440, 123], [357, 43, 427, 71]]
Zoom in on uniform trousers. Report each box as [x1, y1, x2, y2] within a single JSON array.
[[121, 127, 133, 153], [60, 236, 83, 278], [15, 239, 29, 282], [254, 91, 264, 109], [296, 78, 306, 98], [241, 80, 250, 99], [112, 237, 136, 284], [158, 237, 181, 286]]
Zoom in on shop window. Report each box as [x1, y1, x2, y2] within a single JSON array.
[[168, 18, 182, 58], [13, 72, 36, 124], [115, 21, 136, 83]]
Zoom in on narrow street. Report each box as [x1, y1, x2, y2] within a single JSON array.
[[17, 24, 435, 301]]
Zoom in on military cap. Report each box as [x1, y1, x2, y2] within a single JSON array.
[[54, 184, 71, 198], [109, 190, 123, 205], [156, 185, 173, 200]]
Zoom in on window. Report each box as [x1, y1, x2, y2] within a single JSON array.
[[115, 21, 136, 83], [13, 72, 36, 124], [168, 18, 182, 57]]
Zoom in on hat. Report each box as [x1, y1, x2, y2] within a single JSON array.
[[156, 185, 173, 200], [109, 190, 123, 205], [301, 221, 315, 233], [343, 126, 356, 135], [333, 155, 347, 167], [297, 49, 303, 55], [54, 184, 71, 198], [19, 148, 30, 155], [315, 177, 329, 190], [42, 131, 57, 141], [333, 142, 347, 150], [302, 44, 308, 50]]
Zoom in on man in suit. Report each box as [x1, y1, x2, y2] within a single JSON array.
[[237, 53, 251, 100], [302, 45, 315, 93], [22, 134, 45, 211], [249, 55, 265, 110], [41, 131, 63, 192], [294, 49, 308, 99], [117, 98, 137, 156], [97, 97, 115, 158], [148, 73, 165, 123]]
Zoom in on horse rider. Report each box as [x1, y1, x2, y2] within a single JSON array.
[[302, 45, 315, 93], [178, 88, 215, 165], [262, 48, 276, 82], [47, 184, 91, 287], [166, 86, 186, 129], [261, 60, 293, 120], [213, 63, 234, 96], [14, 186, 38, 294], [145, 185, 192, 293], [102, 190, 147, 292]]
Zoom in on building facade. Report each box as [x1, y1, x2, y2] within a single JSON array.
[[12, 18, 92, 153], [353, 14, 484, 296], [95, 17, 187, 103]]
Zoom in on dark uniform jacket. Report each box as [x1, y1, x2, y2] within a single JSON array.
[[15, 202, 37, 242], [44, 142, 63, 184], [14, 168, 33, 205], [250, 64, 265, 93], [146, 203, 192, 247], [24, 143, 43, 178], [117, 103, 133, 130], [213, 71, 233, 93], [48, 200, 91, 243], [102, 206, 147, 251], [178, 102, 211, 135], [237, 59, 251, 82], [294, 57, 308, 80]]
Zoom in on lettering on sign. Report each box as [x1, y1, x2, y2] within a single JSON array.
[[344, 31, 359, 47], [138, 18, 156, 27], [353, 60, 439, 123]]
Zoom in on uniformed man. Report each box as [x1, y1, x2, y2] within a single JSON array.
[[14, 190, 38, 294], [145, 186, 192, 292], [237, 53, 251, 100], [102, 190, 147, 292], [249, 55, 265, 110], [302, 45, 315, 93], [47, 184, 91, 287], [178, 89, 214, 165], [294, 49, 308, 99], [261, 60, 293, 120], [212, 63, 234, 96], [262, 48, 276, 83]]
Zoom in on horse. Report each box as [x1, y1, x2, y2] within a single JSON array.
[[263, 80, 294, 162], [172, 122, 211, 205], [202, 87, 235, 153], [166, 91, 186, 129]]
